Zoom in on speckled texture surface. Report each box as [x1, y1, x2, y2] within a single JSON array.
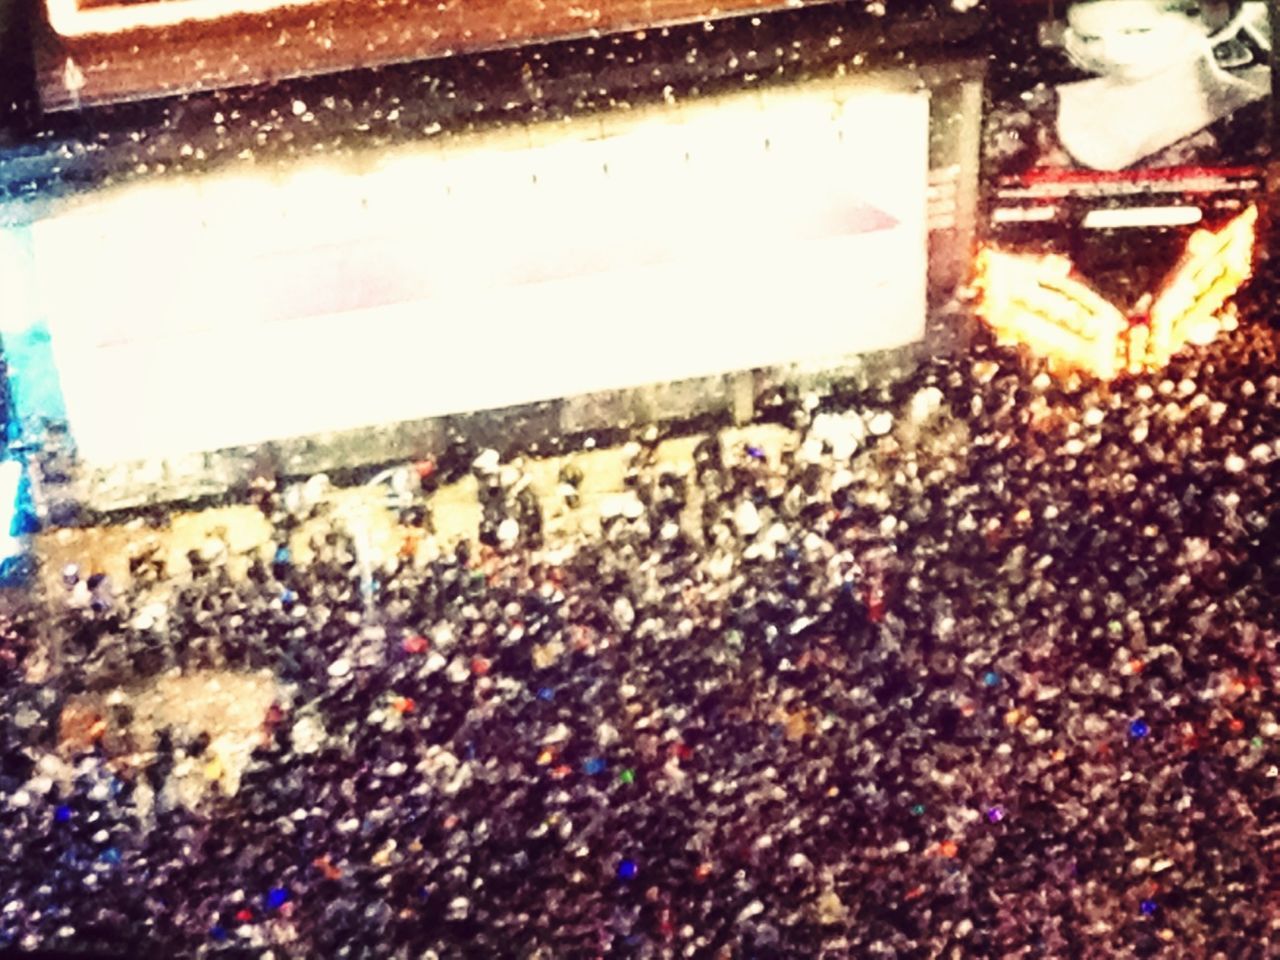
[[0, 9, 1276, 953], [1, 0, 982, 213], [1, 287, 1278, 955]]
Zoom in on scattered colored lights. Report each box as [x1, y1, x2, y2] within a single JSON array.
[[694, 863, 712, 881], [313, 856, 343, 881], [54, 805, 71, 823], [866, 589, 886, 623], [1228, 717, 1246, 734], [402, 635, 428, 654], [281, 589, 297, 604], [745, 444, 765, 461], [391, 696, 416, 715], [265, 888, 289, 910], [18, 268, 1270, 950], [273, 545, 291, 565], [210, 925, 227, 941], [235, 909, 254, 923], [100, 847, 121, 865], [471, 656, 491, 676]]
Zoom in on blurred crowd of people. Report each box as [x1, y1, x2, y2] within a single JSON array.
[[1, 311, 1279, 959]]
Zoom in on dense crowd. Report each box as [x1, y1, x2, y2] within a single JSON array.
[[1, 304, 1279, 959]]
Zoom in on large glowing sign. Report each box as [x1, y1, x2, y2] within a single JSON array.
[[1143, 205, 1257, 368], [975, 205, 1257, 380], [23, 82, 929, 467], [974, 247, 1129, 380]]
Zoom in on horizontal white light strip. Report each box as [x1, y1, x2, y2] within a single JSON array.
[[1083, 206, 1204, 229], [992, 206, 1057, 223], [46, 0, 325, 38]]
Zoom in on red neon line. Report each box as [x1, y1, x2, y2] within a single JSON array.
[[1002, 166, 1262, 186]]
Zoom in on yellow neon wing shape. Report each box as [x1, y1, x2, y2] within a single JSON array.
[[975, 248, 1128, 380], [1148, 205, 1258, 365]]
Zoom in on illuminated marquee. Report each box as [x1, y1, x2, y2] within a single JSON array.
[[975, 205, 1258, 380]]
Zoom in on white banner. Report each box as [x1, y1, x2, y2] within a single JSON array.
[[32, 82, 929, 465]]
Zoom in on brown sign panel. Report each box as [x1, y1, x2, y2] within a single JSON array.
[[35, 0, 818, 110], [33, 0, 986, 111]]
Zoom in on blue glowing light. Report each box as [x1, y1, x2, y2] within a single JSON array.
[[265, 888, 289, 910]]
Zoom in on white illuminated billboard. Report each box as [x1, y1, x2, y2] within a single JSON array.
[[31, 80, 929, 466]]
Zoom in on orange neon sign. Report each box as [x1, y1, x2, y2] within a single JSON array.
[[975, 205, 1257, 380]]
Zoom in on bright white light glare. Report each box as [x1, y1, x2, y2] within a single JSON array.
[[34, 85, 929, 466], [0, 461, 23, 560], [1084, 206, 1204, 229], [991, 206, 1057, 223], [45, 0, 326, 38], [0, 229, 36, 333]]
